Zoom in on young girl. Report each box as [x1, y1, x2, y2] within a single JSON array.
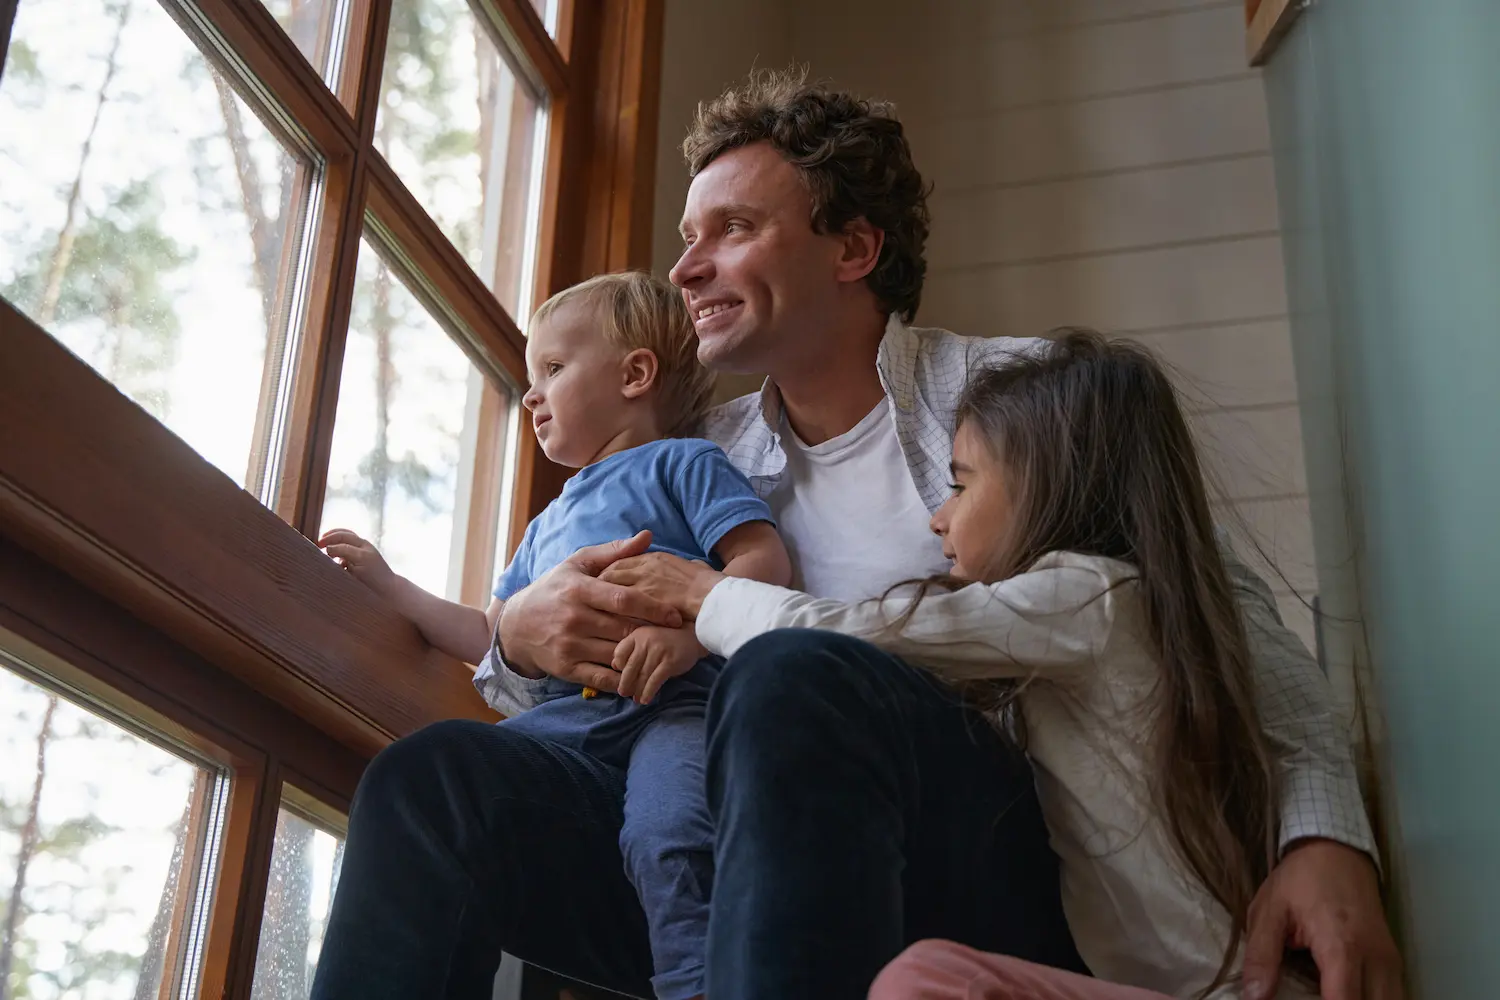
[[602, 330, 1316, 1000]]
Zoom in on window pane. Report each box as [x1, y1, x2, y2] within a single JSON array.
[[320, 238, 516, 601], [0, 0, 315, 501], [0, 657, 223, 1000], [378, 0, 546, 317], [258, 0, 342, 82], [531, 0, 559, 38], [249, 795, 343, 1000]]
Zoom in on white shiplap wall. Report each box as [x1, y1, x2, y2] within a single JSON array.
[[652, 0, 1317, 647]]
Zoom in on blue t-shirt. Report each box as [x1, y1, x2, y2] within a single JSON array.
[[493, 438, 774, 601]]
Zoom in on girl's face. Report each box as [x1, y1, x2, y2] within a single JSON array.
[[929, 420, 1014, 583]]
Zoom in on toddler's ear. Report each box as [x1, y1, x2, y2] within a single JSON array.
[[620, 348, 659, 400]]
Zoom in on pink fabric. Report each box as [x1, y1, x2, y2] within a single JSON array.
[[869, 941, 1174, 1000]]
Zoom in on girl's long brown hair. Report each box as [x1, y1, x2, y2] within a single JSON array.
[[949, 330, 1280, 994]]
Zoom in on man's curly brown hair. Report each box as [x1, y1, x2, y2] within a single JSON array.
[[682, 68, 931, 323]]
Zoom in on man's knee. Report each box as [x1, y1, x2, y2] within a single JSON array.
[[354, 719, 504, 815], [706, 629, 914, 789], [714, 628, 890, 711]]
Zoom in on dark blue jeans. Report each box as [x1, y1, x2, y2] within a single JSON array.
[[496, 661, 720, 1000], [309, 629, 1082, 1000]]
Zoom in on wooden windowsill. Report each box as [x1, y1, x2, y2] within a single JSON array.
[[0, 301, 499, 757]]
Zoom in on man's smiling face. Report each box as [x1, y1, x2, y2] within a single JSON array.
[[669, 141, 849, 376]]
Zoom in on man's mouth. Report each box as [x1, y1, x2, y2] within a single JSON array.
[[692, 300, 743, 327]]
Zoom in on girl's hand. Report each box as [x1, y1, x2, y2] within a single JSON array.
[[599, 551, 724, 619], [319, 529, 399, 599]]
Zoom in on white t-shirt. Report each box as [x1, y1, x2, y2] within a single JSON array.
[[766, 398, 952, 601]]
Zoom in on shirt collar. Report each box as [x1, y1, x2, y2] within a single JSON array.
[[751, 313, 917, 433]]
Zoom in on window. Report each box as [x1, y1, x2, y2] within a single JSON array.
[[531, 0, 559, 38], [0, 655, 227, 1000], [249, 788, 345, 1000], [377, 0, 546, 317], [0, 0, 662, 992], [258, 0, 344, 82], [0, 0, 553, 541], [0, 0, 318, 502], [319, 236, 519, 601]]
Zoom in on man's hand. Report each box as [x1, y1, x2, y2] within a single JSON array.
[[599, 551, 724, 619], [497, 531, 683, 694], [1244, 838, 1403, 1000], [613, 625, 705, 705]]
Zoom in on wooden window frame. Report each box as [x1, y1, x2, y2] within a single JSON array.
[[1247, 0, 1306, 66], [0, 0, 664, 990]]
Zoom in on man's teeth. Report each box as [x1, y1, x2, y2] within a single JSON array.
[[698, 303, 735, 320]]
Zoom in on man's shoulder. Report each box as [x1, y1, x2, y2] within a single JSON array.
[[700, 391, 763, 451], [903, 323, 1048, 371]]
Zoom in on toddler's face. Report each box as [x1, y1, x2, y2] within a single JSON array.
[[522, 301, 630, 467], [929, 421, 1014, 583]]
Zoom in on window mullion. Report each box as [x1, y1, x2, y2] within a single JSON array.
[[477, 0, 568, 99], [275, 0, 392, 536]]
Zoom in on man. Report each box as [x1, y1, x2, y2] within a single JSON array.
[[311, 71, 1401, 1000]]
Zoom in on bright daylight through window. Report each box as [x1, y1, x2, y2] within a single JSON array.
[[0, 0, 319, 504], [0, 653, 227, 1000], [249, 790, 345, 1000]]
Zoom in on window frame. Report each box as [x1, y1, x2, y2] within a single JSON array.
[[0, 0, 665, 990]]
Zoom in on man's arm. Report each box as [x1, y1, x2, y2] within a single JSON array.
[[1223, 541, 1404, 1000], [1223, 542, 1376, 858], [612, 522, 789, 705]]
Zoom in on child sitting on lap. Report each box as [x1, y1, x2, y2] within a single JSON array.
[[321, 270, 790, 1000]]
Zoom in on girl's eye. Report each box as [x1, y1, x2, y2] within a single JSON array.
[[547, 362, 563, 376], [947, 482, 964, 494]]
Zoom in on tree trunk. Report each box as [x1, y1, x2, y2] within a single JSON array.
[[250, 815, 315, 1000], [358, 82, 399, 547], [37, 0, 131, 326], [210, 71, 285, 331], [130, 792, 195, 1000], [0, 696, 60, 1000], [370, 261, 395, 547], [476, 20, 496, 209]]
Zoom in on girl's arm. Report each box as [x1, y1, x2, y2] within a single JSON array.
[[695, 552, 1131, 681]]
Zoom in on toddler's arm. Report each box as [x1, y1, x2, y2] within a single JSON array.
[[320, 529, 499, 664]]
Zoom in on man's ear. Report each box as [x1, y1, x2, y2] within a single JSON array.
[[834, 217, 885, 285], [620, 348, 659, 400]]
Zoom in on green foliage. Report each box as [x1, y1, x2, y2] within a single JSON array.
[[330, 450, 442, 515], [380, 0, 482, 259], [3, 178, 192, 417], [3, 40, 42, 86]]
